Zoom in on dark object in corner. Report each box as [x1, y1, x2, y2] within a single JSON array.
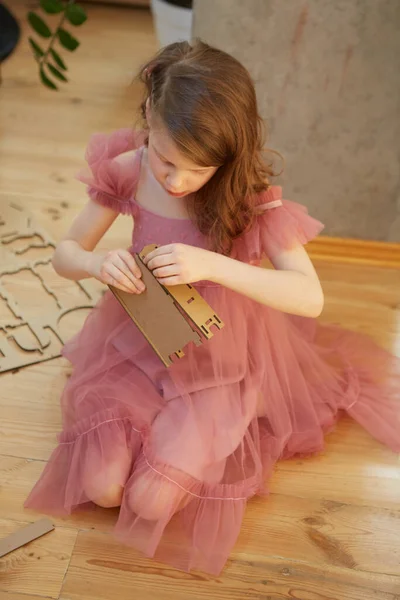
[[0, 2, 20, 62], [159, 0, 192, 8]]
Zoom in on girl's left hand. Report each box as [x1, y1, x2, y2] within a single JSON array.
[[143, 244, 215, 286]]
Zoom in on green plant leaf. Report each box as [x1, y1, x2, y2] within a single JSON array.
[[48, 63, 68, 82], [28, 12, 52, 38], [66, 4, 87, 26], [28, 37, 44, 58], [40, 0, 64, 14], [40, 67, 58, 90], [58, 28, 80, 51], [50, 48, 67, 70]]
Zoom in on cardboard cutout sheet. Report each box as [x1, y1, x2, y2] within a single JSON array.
[[0, 202, 100, 373]]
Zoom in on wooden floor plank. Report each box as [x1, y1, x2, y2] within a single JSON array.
[[59, 529, 400, 600], [0, 518, 78, 599], [237, 495, 400, 577], [271, 468, 400, 511], [0, 364, 65, 462], [1, 594, 54, 600], [308, 236, 400, 269]]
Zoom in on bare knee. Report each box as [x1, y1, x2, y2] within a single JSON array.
[[91, 483, 124, 508], [128, 472, 188, 521], [83, 452, 131, 509]]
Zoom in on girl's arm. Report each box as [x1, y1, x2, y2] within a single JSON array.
[[144, 244, 324, 318], [53, 199, 145, 294], [209, 245, 324, 318]]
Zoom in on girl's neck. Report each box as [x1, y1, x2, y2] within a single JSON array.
[[136, 147, 192, 220]]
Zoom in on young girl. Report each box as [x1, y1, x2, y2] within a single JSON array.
[[26, 40, 399, 575]]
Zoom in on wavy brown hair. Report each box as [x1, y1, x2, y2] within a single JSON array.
[[138, 40, 277, 254]]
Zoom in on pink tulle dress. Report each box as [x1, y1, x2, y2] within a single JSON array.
[[25, 129, 400, 575]]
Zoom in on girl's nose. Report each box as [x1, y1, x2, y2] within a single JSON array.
[[166, 171, 183, 191]]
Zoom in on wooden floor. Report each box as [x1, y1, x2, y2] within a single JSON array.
[[1, 2, 399, 599]]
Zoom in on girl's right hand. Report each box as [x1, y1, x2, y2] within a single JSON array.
[[88, 249, 145, 294]]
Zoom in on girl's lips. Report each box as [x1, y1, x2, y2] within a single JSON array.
[[166, 189, 188, 198]]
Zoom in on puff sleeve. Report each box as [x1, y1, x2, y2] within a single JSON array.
[[233, 186, 324, 263], [76, 128, 147, 215]]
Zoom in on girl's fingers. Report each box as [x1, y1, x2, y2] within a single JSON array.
[[153, 264, 180, 279], [156, 275, 182, 287], [114, 255, 145, 292], [144, 244, 176, 265], [113, 256, 137, 285], [108, 278, 136, 294], [147, 252, 175, 272], [105, 264, 139, 293], [119, 251, 143, 279]]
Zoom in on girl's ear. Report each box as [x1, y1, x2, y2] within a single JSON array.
[[145, 98, 151, 125]]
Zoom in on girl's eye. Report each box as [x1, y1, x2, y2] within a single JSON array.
[[154, 150, 170, 164]]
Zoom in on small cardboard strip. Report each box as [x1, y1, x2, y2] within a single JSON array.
[[0, 518, 54, 558], [110, 244, 224, 366]]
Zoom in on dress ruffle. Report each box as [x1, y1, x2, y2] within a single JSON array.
[[233, 186, 325, 263], [76, 128, 146, 215]]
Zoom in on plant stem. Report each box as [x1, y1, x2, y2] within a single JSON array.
[[38, 0, 75, 69]]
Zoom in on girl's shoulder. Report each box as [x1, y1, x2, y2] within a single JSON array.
[[232, 185, 324, 262], [76, 128, 147, 215], [253, 185, 284, 213]]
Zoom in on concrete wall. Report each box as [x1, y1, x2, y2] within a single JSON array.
[[193, 0, 400, 242]]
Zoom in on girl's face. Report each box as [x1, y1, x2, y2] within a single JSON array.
[[147, 114, 218, 198]]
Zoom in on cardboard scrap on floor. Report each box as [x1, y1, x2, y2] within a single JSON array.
[[0, 518, 55, 558], [0, 201, 101, 374]]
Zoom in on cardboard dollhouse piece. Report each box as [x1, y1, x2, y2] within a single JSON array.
[[110, 244, 224, 366], [0, 201, 100, 374], [0, 518, 54, 558]]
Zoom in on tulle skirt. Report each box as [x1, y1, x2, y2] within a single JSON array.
[[25, 284, 400, 575]]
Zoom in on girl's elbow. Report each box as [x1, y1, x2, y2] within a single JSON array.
[[51, 249, 59, 273], [52, 240, 69, 276], [308, 287, 324, 318], [52, 246, 62, 275]]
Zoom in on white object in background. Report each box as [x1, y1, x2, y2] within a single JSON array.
[[151, 0, 193, 47]]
